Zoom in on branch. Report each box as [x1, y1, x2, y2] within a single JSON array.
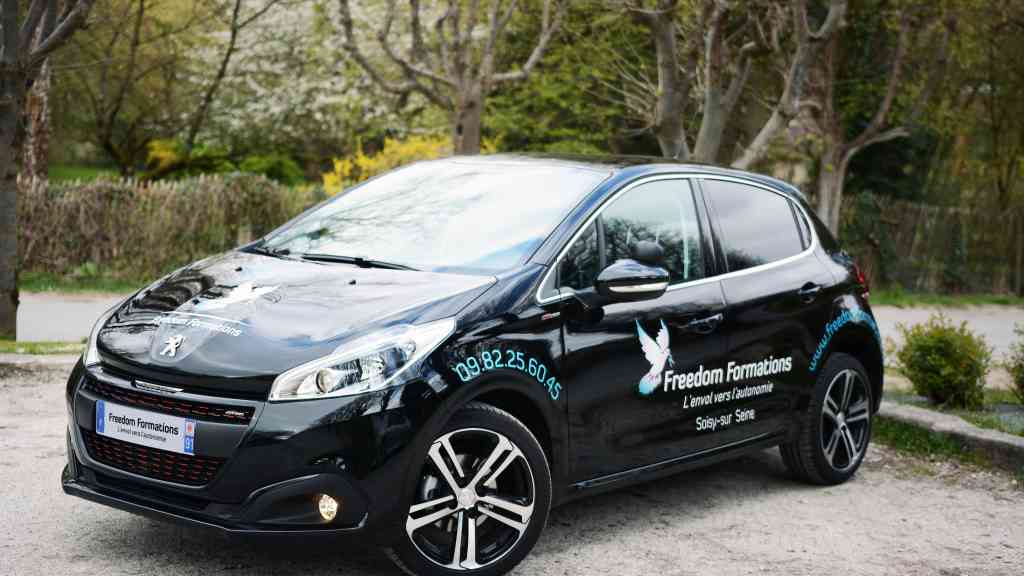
[[337, 0, 413, 96], [19, 0, 46, 54], [846, 13, 910, 153], [376, 0, 454, 90], [492, 0, 565, 83], [29, 0, 96, 69], [732, 0, 847, 169]]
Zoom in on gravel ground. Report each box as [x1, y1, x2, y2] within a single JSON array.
[[3, 363, 1022, 576]]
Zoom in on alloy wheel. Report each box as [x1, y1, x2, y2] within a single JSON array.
[[406, 427, 536, 571], [820, 369, 871, 472]]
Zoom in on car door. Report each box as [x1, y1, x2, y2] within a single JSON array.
[[701, 177, 834, 447], [557, 177, 730, 482]]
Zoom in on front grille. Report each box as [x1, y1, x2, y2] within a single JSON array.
[[83, 377, 255, 424], [82, 429, 225, 486]]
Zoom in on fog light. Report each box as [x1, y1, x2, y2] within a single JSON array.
[[317, 494, 339, 522]]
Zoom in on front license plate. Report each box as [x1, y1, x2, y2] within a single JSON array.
[[95, 400, 196, 456]]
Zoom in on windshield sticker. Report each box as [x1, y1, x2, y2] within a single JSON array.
[[453, 349, 562, 401], [809, 308, 881, 372]]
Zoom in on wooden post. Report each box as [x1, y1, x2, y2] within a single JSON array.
[[1016, 212, 1023, 296]]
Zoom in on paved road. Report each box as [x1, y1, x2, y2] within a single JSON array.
[[16, 292, 124, 342], [873, 304, 1024, 360], [2, 362, 1021, 576]]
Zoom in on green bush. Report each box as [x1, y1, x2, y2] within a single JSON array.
[[1008, 325, 1024, 404], [239, 154, 304, 186], [896, 314, 991, 409]]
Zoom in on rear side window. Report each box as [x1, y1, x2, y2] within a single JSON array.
[[704, 180, 805, 272]]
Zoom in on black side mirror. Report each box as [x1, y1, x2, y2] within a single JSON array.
[[594, 258, 670, 302]]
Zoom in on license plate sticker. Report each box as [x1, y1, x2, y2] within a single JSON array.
[[95, 399, 196, 456]]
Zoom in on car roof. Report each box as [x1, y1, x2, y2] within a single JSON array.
[[438, 153, 807, 203]]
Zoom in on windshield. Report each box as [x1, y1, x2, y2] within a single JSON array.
[[262, 159, 609, 273]]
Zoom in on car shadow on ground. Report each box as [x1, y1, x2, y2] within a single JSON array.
[[73, 449, 818, 575]]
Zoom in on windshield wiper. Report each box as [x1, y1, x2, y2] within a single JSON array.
[[248, 242, 293, 259], [299, 253, 419, 271]]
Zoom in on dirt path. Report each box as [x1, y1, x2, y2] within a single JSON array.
[[2, 362, 1021, 576]]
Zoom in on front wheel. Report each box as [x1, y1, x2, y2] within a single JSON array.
[[781, 353, 873, 485], [387, 402, 552, 576]]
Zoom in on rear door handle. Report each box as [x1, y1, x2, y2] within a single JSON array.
[[684, 313, 724, 334], [798, 283, 822, 303]]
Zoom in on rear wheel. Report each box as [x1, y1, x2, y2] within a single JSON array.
[[387, 402, 551, 576], [781, 354, 873, 485]]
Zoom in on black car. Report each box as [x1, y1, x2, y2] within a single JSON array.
[[63, 155, 883, 576]]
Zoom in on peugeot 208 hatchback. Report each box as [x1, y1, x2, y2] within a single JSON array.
[[64, 155, 883, 576]]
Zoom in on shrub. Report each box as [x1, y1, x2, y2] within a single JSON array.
[[1008, 325, 1024, 404], [144, 139, 235, 180], [322, 135, 451, 194], [239, 154, 304, 186], [896, 314, 991, 409]]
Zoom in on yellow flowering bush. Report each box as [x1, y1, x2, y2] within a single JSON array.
[[322, 135, 498, 194], [322, 135, 451, 194]]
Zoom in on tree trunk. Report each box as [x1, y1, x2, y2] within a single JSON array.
[[0, 82, 22, 340], [23, 61, 50, 181], [815, 147, 848, 235], [452, 82, 483, 155]]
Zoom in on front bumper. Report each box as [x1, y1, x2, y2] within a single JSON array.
[[62, 359, 430, 541]]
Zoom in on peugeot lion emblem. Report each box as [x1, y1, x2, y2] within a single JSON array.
[[160, 334, 186, 357]]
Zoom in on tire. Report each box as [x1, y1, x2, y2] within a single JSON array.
[[387, 402, 552, 576], [780, 353, 874, 485]]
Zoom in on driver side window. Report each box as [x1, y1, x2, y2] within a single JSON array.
[[557, 179, 706, 291]]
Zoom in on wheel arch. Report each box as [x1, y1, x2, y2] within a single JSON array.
[[825, 325, 884, 411]]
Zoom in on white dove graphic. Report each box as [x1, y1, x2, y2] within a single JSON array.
[[636, 319, 674, 396], [197, 281, 277, 310]]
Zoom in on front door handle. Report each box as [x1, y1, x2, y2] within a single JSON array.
[[684, 313, 724, 334], [798, 282, 822, 303]]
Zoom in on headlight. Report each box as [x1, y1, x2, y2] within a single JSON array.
[[269, 318, 456, 401], [84, 305, 119, 367]]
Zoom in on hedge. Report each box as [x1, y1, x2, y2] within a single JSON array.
[[17, 174, 322, 281]]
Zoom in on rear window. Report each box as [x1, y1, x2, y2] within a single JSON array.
[[704, 179, 805, 272]]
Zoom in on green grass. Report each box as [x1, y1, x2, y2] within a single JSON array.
[[873, 416, 992, 467], [872, 288, 1024, 308], [19, 271, 142, 294], [0, 340, 84, 355], [48, 164, 118, 182]]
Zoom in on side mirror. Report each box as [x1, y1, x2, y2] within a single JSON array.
[[594, 258, 670, 302]]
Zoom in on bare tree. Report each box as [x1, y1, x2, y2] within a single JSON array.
[[66, 0, 193, 174], [338, 0, 566, 154], [616, 0, 846, 167], [1, 0, 97, 339], [808, 9, 951, 233]]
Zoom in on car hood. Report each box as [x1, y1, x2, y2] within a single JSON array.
[[96, 251, 494, 386]]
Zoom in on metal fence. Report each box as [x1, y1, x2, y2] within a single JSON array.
[[842, 193, 1023, 295]]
